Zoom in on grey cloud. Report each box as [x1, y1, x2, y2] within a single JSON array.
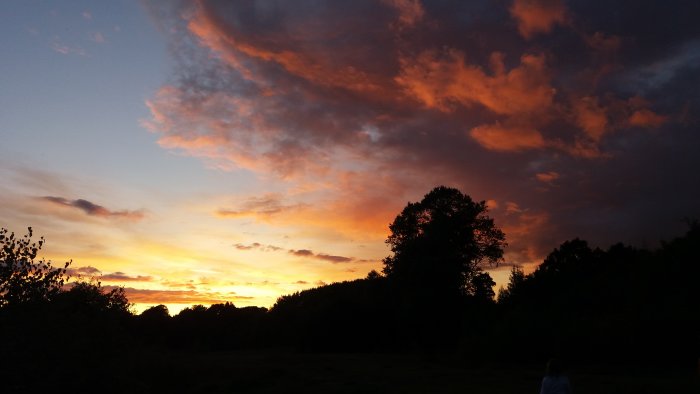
[[101, 272, 154, 282], [234, 242, 284, 252], [42, 196, 144, 220], [289, 249, 354, 264]]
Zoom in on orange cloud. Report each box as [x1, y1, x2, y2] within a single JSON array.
[[469, 123, 546, 151], [396, 50, 555, 115], [500, 209, 551, 265], [207, 167, 423, 244], [509, 0, 568, 39], [187, 4, 381, 93], [557, 139, 607, 159], [629, 109, 667, 128], [505, 201, 523, 214], [573, 96, 608, 141], [585, 32, 622, 52], [134, 1, 695, 304], [486, 199, 499, 210], [108, 287, 248, 305], [535, 171, 560, 183]]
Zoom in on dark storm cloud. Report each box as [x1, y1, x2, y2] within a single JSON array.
[[144, 0, 700, 265]]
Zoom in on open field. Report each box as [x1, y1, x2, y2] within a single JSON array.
[[11, 350, 696, 393]]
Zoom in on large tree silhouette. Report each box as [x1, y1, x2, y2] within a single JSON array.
[[382, 186, 505, 302]]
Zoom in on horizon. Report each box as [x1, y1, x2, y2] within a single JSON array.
[[2, 0, 698, 314]]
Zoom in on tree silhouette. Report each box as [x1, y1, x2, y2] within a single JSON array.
[[56, 280, 131, 316], [0, 227, 70, 307], [140, 304, 170, 320], [382, 186, 505, 300], [496, 265, 525, 304]]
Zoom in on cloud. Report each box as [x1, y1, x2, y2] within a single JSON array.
[[51, 38, 87, 56], [585, 32, 622, 52], [234, 241, 354, 263], [509, 0, 568, 39], [233, 242, 283, 252], [142, 0, 700, 266], [66, 267, 153, 283], [315, 254, 353, 263], [289, 249, 314, 257], [469, 123, 546, 151], [573, 96, 608, 142], [216, 194, 304, 219], [67, 266, 101, 277], [90, 32, 106, 43], [535, 171, 560, 184], [629, 109, 667, 128], [41, 196, 144, 220], [382, 0, 425, 29], [396, 50, 554, 116], [100, 272, 153, 282], [104, 286, 249, 305], [289, 249, 353, 264], [233, 243, 258, 250]]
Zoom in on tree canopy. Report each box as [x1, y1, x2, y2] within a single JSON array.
[[382, 186, 505, 301], [0, 227, 70, 307]]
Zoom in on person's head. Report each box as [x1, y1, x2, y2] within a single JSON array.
[[545, 358, 564, 376]]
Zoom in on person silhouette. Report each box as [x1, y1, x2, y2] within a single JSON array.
[[539, 358, 572, 394]]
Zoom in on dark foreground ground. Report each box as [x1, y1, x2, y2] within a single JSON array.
[[7, 349, 698, 393]]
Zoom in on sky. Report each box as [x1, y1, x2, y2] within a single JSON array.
[[1, 0, 699, 313]]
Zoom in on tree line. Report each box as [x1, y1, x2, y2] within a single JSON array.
[[1, 186, 697, 386]]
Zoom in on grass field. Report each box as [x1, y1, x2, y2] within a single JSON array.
[[44, 350, 694, 393]]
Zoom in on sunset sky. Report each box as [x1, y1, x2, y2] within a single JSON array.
[[2, 0, 699, 313]]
